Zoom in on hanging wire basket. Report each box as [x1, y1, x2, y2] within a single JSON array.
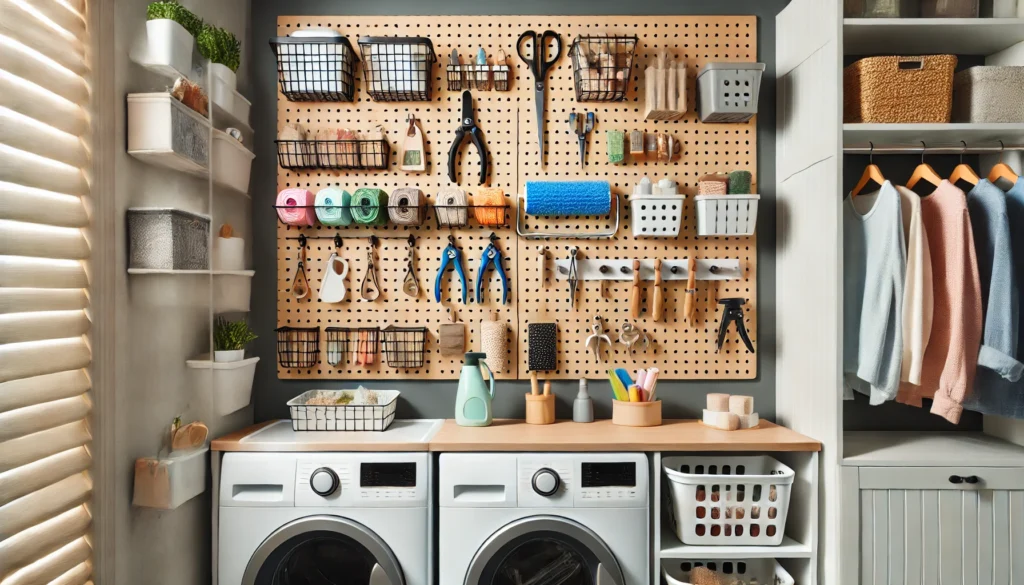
[[276, 326, 320, 368], [275, 138, 390, 170], [570, 35, 639, 102], [325, 327, 381, 366], [382, 326, 428, 368], [357, 37, 436, 101], [270, 35, 357, 102]]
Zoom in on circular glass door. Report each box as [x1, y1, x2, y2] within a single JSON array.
[[242, 516, 404, 585]]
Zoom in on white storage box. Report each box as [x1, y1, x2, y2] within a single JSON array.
[[213, 236, 246, 271], [696, 62, 766, 123], [130, 18, 195, 79], [212, 130, 255, 194], [287, 388, 400, 431], [630, 195, 686, 237], [186, 356, 259, 415], [211, 76, 252, 128], [663, 559, 794, 585], [127, 93, 209, 173], [694, 194, 760, 236], [133, 446, 208, 509], [952, 66, 1024, 123], [663, 455, 794, 546], [213, 271, 254, 312]]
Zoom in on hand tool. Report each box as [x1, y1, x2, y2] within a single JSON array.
[[683, 256, 697, 325], [618, 321, 649, 355], [359, 237, 380, 301], [402, 235, 419, 297], [435, 234, 468, 304], [583, 315, 612, 362], [567, 247, 579, 307], [476, 233, 509, 305], [568, 111, 595, 167], [517, 29, 562, 166], [652, 258, 663, 321], [715, 297, 755, 353], [447, 90, 489, 185], [291, 234, 309, 299], [630, 259, 642, 319]]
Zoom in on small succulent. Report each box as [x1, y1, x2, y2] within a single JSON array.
[[197, 24, 241, 72], [146, 0, 203, 38], [213, 317, 257, 351]]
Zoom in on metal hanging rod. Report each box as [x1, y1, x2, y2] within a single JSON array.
[[845, 144, 1024, 154]]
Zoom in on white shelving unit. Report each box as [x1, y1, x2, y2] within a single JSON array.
[[843, 18, 1024, 55], [843, 123, 1024, 149]]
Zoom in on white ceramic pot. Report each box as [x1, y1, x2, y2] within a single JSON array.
[[209, 62, 237, 90], [214, 349, 245, 362], [135, 19, 195, 78]]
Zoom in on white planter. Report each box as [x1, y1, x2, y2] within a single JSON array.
[[209, 62, 237, 90], [133, 446, 208, 509], [212, 130, 255, 194], [213, 237, 246, 271], [213, 271, 254, 312], [131, 19, 195, 79], [127, 93, 210, 173], [187, 356, 259, 415], [630, 195, 686, 237], [214, 349, 245, 363], [694, 194, 760, 236]]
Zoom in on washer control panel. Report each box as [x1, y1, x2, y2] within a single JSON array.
[[517, 453, 647, 508], [295, 453, 428, 507]]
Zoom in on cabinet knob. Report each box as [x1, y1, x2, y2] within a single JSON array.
[[963, 475, 979, 484], [948, 475, 963, 484]]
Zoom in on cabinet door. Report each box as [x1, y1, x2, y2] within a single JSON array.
[[857, 467, 1024, 585]]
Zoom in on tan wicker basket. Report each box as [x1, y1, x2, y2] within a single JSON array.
[[844, 55, 957, 124]]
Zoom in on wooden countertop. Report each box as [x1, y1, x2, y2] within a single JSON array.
[[212, 419, 820, 453]]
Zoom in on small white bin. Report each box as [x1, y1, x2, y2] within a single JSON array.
[[694, 194, 760, 236], [211, 76, 252, 127], [630, 195, 686, 237], [128, 93, 210, 172], [187, 356, 259, 415], [663, 455, 794, 546], [130, 18, 195, 79], [133, 446, 208, 509], [212, 130, 255, 194], [213, 271, 254, 312], [662, 559, 794, 585], [696, 62, 766, 124]]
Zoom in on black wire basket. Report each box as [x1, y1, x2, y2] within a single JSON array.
[[325, 327, 381, 366], [275, 138, 390, 170], [446, 64, 511, 91], [382, 326, 428, 368], [357, 37, 436, 101], [276, 326, 320, 368], [270, 36, 357, 102], [570, 35, 639, 102]]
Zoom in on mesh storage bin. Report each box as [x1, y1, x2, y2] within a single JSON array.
[[953, 66, 1024, 123], [270, 31, 357, 102], [358, 37, 436, 101], [570, 35, 639, 102], [696, 63, 766, 123], [127, 208, 210, 270], [276, 326, 320, 368], [844, 55, 957, 123], [275, 138, 390, 170], [287, 389, 399, 431], [630, 195, 686, 237], [382, 326, 427, 368], [325, 327, 380, 366]]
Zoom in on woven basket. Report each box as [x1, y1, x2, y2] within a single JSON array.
[[844, 55, 957, 123]]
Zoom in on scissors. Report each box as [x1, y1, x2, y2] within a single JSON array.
[[516, 29, 562, 166]]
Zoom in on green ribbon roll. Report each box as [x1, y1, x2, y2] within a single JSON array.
[[350, 188, 388, 226]]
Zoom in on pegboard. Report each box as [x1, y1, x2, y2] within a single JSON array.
[[276, 15, 758, 380]]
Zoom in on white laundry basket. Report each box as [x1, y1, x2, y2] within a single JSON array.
[[694, 194, 760, 236], [630, 195, 686, 237], [662, 559, 794, 585], [663, 455, 794, 546]]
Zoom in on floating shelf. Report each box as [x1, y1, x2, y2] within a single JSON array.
[[843, 123, 1024, 150], [843, 18, 1024, 56], [660, 527, 813, 560]]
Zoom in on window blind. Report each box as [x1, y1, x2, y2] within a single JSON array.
[[0, 0, 94, 584]]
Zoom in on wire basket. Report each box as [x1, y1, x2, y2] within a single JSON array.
[[325, 327, 381, 366], [127, 208, 210, 270], [382, 326, 428, 368], [446, 64, 512, 91], [287, 389, 399, 431], [275, 139, 390, 170], [276, 326, 321, 368], [358, 37, 436, 101], [270, 35, 357, 102], [570, 35, 639, 102]]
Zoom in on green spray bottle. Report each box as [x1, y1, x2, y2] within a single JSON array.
[[455, 352, 494, 426]]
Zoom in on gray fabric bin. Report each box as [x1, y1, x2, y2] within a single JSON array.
[[953, 66, 1024, 123], [127, 208, 210, 270], [921, 0, 979, 17], [696, 62, 766, 124], [844, 0, 918, 17]]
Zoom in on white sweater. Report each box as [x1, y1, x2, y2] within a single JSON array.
[[896, 185, 934, 385]]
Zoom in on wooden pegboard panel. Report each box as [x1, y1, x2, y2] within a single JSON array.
[[276, 15, 758, 380]]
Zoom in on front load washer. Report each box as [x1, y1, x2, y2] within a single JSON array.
[[219, 451, 430, 585], [439, 453, 649, 585]]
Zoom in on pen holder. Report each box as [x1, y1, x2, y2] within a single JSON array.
[[612, 399, 662, 427], [525, 393, 555, 425]]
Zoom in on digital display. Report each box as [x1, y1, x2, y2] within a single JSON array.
[[581, 462, 636, 487], [360, 463, 416, 487]]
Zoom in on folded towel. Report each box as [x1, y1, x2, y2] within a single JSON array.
[[473, 188, 506, 226], [388, 188, 425, 225], [350, 188, 388, 225], [276, 188, 315, 226], [315, 187, 352, 226], [435, 187, 469, 227]]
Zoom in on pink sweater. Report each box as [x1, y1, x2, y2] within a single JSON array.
[[896, 181, 983, 423]]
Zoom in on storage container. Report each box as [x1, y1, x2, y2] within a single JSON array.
[[213, 236, 245, 271], [276, 326, 320, 368], [612, 399, 662, 427], [211, 76, 251, 127], [131, 18, 196, 78], [127, 208, 210, 270], [662, 559, 794, 585], [382, 326, 428, 368], [358, 37, 436, 102], [696, 62, 766, 123], [287, 388, 400, 431], [695, 194, 760, 236], [212, 130, 255, 193], [570, 35, 639, 102], [270, 30, 357, 102], [953, 66, 1024, 123], [213, 272, 254, 312], [630, 195, 686, 237], [843, 0, 919, 17], [663, 455, 795, 546], [844, 55, 957, 123], [127, 93, 209, 172], [525, 393, 556, 425], [133, 447, 208, 509], [186, 356, 259, 415], [325, 327, 381, 366], [921, 0, 979, 17]]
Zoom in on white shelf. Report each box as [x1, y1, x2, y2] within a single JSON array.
[[127, 269, 254, 276], [660, 527, 813, 560], [843, 123, 1024, 149], [843, 432, 1024, 467], [843, 18, 1024, 56]]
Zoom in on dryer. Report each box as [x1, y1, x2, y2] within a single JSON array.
[[439, 453, 649, 585]]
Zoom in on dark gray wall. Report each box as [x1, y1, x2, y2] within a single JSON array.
[[250, 0, 790, 422]]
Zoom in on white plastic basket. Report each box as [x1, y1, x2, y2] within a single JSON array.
[[186, 356, 259, 416], [694, 194, 760, 236], [212, 130, 255, 194], [663, 455, 794, 546], [630, 195, 686, 237], [127, 93, 210, 173], [133, 447, 208, 510], [287, 388, 400, 431], [662, 559, 794, 585], [696, 62, 766, 123]]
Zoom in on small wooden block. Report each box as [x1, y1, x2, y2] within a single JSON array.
[[703, 409, 739, 431], [737, 412, 760, 429], [729, 395, 753, 415], [706, 393, 730, 412]]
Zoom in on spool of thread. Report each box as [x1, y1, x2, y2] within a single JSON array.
[[315, 187, 352, 226], [479, 319, 507, 373], [435, 187, 469, 227], [350, 188, 388, 225], [524, 181, 611, 216], [276, 188, 315, 226], [388, 188, 425, 226], [472, 188, 506, 226]]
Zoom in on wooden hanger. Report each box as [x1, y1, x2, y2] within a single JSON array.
[[949, 141, 979, 187], [850, 142, 886, 198], [906, 142, 943, 189], [988, 141, 1020, 185]]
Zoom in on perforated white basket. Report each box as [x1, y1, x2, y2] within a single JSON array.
[[694, 194, 760, 236], [663, 455, 794, 546], [630, 195, 686, 237], [662, 559, 794, 585]]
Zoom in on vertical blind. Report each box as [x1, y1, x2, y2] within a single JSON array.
[[0, 0, 95, 584]]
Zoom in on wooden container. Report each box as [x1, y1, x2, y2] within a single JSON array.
[[525, 393, 555, 425], [612, 400, 662, 427]]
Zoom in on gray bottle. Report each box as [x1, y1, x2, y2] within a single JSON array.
[[573, 379, 594, 423]]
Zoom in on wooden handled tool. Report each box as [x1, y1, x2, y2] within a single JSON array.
[[543, 380, 551, 396], [530, 370, 540, 395], [652, 258, 663, 321], [537, 247, 545, 282], [630, 259, 641, 319], [683, 256, 697, 326]]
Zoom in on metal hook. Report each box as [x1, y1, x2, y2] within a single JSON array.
[[488, 231, 498, 244], [920, 141, 927, 164], [370, 234, 379, 249], [868, 141, 874, 165], [448, 234, 457, 247], [298, 234, 307, 249], [334, 234, 343, 250], [999, 140, 1006, 163], [960, 140, 968, 165], [407, 114, 417, 137], [407, 234, 416, 248]]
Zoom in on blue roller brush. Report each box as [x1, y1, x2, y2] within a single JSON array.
[[525, 181, 611, 216]]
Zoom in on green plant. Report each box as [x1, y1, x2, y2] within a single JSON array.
[[197, 24, 241, 72], [214, 317, 257, 351], [146, 0, 203, 38]]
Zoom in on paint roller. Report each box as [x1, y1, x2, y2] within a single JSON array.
[[515, 180, 620, 239]]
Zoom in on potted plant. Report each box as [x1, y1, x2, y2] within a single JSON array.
[[197, 24, 241, 90], [213, 317, 257, 362], [138, 0, 203, 77]]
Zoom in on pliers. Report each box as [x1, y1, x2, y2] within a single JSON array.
[[435, 235, 468, 304], [447, 90, 489, 185], [476, 233, 508, 305]]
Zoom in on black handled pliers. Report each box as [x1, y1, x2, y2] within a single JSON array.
[[715, 298, 755, 354], [447, 90, 488, 185]]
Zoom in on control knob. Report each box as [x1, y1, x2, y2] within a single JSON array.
[[532, 468, 561, 497], [310, 467, 339, 497]]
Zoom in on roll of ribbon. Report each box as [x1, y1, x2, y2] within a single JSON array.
[[435, 186, 468, 228], [472, 187, 506, 226], [276, 188, 315, 226], [315, 187, 352, 226], [479, 319, 507, 374], [350, 188, 388, 225], [387, 187, 425, 226]]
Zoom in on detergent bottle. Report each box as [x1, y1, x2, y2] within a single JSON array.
[[455, 352, 494, 426]]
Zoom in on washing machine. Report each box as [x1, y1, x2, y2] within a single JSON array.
[[219, 451, 431, 585], [439, 453, 649, 585]]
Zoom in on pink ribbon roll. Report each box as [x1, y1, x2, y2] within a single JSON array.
[[276, 188, 315, 226]]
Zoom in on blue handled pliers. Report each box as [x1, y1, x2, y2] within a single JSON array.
[[476, 234, 509, 305], [435, 235, 468, 304]]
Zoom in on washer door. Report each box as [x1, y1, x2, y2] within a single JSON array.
[[241, 515, 404, 585], [464, 516, 624, 585]]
